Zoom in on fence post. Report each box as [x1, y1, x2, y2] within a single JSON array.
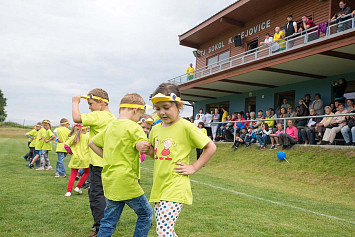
[[283, 118, 287, 133], [233, 121, 236, 144]]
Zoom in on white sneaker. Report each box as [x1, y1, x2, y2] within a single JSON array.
[[36, 167, 44, 171], [64, 192, 71, 197], [74, 187, 83, 194], [55, 173, 60, 177], [46, 166, 53, 170]]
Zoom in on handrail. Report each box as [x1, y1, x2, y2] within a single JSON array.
[[169, 13, 355, 85], [204, 112, 355, 143]]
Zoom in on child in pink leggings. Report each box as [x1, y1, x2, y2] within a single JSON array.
[[64, 124, 90, 197]]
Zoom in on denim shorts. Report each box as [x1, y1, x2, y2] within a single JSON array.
[[34, 150, 42, 155]]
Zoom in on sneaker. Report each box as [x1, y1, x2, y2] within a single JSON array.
[[89, 232, 98, 237], [275, 144, 279, 149], [74, 187, 83, 194], [46, 166, 53, 170], [23, 156, 27, 161], [64, 192, 71, 197], [91, 227, 96, 232], [28, 164, 34, 169], [55, 172, 60, 177], [269, 145, 275, 150], [233, 146, 238, 151], [36, 167, 45, 171], [285, 145, 293, 150]]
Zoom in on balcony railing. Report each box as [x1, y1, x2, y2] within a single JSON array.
[[168, 14, 355, 85]]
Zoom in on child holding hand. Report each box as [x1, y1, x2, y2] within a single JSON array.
[[147, 83, 216, 236], [36, 120, 55, 170], [89, 93, 153, 237], [64, 124, 90, 197]]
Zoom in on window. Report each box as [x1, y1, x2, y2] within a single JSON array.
[[274, 91, 295, 109], [207, 50, 230, 67], [344, 81, 355, 99], [245, 97, 256, 112], [247, 39, 259, 53]]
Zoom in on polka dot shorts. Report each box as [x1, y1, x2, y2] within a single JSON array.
[[154, 201, 183, 237]]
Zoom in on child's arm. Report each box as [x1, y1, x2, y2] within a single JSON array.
[[175, 140, 216, 175], [26, 133, 34, 140], [72, 95, 82, 123], [53, 129, 62, 143], [88, 140, 103, 158], [45, 135, 55, 143], [136, 141, 153, 154]]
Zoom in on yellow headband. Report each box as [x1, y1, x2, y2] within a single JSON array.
[[120, 104, 145, 110], [81, 94, 109, 103], [138, 117, 154, 125], [60, 121, 69, 125], [151, 93, 181, 104], [42, 120, 52, 124]]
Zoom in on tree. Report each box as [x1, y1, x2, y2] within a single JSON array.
[[0, 90, 7, 123]]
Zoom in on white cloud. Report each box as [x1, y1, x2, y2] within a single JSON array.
[[0, 0, 236, 125]]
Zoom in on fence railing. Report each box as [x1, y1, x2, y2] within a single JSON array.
[[205, 112, 355, 143], [169, 14, 355, 85]]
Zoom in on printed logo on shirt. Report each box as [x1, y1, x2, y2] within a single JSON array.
[[154, 137, 175, 161]]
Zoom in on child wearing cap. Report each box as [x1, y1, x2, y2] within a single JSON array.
[[25, 123, 41, 163], [28, 121, 46, 169], [53, 118, 71, 177], [36, 120, 55, 170], [64, 124, 90, 197], [147, 83, 216, 236], [72, 88, 116, 236], [89, 93, 153, 237]]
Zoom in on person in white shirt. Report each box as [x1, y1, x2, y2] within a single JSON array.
[[204, 111, 212, 137], [194, 114, 202, 127], [195, 108, 206, 123], [260, 33, 273, 46]]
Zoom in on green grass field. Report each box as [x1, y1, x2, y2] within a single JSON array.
[[0, 127, 354, 236]]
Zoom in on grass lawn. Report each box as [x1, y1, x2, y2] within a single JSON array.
[[0, 128, 354, 236]]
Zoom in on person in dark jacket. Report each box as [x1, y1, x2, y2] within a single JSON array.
[[296, 98, 309, 127], [300, 109, 322, 145], [333, 78, 347, 103], [330, 1, 352, 32], [285, 15, 298, 48]]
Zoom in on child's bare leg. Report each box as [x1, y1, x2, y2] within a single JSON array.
[[270, 137, 275, 145], [31, 154, 39, 165], [275, 137, 279, 145]]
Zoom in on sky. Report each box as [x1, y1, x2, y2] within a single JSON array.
[[0, 0, 236, 126]]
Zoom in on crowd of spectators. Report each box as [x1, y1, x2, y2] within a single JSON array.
[[190, 78, 355, 150]]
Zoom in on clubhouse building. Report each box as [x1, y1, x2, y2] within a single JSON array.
[[169, 0, 355, 114]]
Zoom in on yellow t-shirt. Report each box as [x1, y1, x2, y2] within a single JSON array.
[[265, 116, 275, 128], [274, 31, 285, 49], [92, 119, 148, 201], [222, 111, 229, 122], [27, 129, 38, 147], [42, 129, 54, 151], [55, 127, 71, 153], [35, 128, 46, 151], [65, 134, 90, 169], [148, 119, 211, 205], [186, 67, 195, 75], [81, 110, 116, 167]]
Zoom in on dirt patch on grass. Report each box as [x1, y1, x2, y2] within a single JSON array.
[[0, 128, 29, 139]]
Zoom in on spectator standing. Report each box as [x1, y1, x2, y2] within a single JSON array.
[[204, 110, 212, 137], [300, 109, 322, 145], [322, 103, 347, 145], [330, 1, 352, 32], [279, 120, 298, 150], [333, 78, 348, 104], [310, 93, 324, 115], [186, 63, 195, 80], [281, 99, 290, 110], [273, 27, 285, 51], [304, 94, 312, 108], [330, 103, 337, 113], [341, 108, 355, 145], [195, 108, 206, 122], [221, 107, 229, 122], [211, 108, 220, 141], [260, 33, 273, 46], [296, 99, 309, 126], [284, 15, 298, 48], [298, 15, 318, 42], [194, 114, 202, 127]]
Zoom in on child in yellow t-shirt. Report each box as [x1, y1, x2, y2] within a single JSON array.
[[64, 124, 90, 197], [72, 88, 116, 234], [196, 121, 208, 160], [137, 114, 154, 183], [53, 118, 71, 177], [89, 93, 153, 237], [147, 83, 216, 237], [28, 122, 45, 169], [25, 123, 41, 163], [36, 120, 55, 171]]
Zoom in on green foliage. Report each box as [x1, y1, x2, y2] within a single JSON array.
[[0, 121, 32, 129], [0, 136, 354, 236], [0, 89, 7, 123]]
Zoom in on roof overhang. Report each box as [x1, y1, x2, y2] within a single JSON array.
[[179, 0, 293, 49]]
